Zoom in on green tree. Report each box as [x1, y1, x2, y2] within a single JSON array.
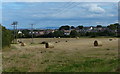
[[96, 25, 102, 28], [77, 25, 83, 29], [53, 30, 64, 37], [70, 30, 79, 37], [71, 26, 75, 29], [2, 26, 13, 48], [59, 25, 70, 30], [107, 23, 120, 30], [22, 30, 31, 38]]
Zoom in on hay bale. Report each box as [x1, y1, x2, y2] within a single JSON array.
[[18, 40, 20, 42], [94, 40, 102, 46], [18, 40, 22, 43], [76, 37, 79, 39], [109, 39, 112, 41], [45, 43, 54, 48], [55, 42, 58, 43], [106, 48, 110, 50], [21, 42, 26, 46], [19, 41, 22, 43], [58, 37, 60, 38]]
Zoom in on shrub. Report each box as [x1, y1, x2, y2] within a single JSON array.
[[2, 26, 13, 48]]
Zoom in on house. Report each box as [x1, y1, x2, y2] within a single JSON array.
[[29, 30, 45, 36], [39, 31, 45, 35], [45, 30, 55, 34], [63, 30, 71, 35]]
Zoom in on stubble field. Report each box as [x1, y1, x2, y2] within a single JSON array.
[[2, 38, 119, 72]]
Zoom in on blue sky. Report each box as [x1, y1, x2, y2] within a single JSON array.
[[2, 2, 118, 29]]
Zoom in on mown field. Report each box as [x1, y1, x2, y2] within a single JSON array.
[[2, 38, 120, 72]]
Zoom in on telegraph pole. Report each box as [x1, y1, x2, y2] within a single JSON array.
[[11, 21, 18, 44], [15, 22, 18, 43], [31, 24, 34, 44]]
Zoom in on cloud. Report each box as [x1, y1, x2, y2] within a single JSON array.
[[81, 4, 105, 14], [88, 4, 105, 13]]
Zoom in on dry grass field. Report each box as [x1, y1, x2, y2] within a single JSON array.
[[2, 38, 119, 72]]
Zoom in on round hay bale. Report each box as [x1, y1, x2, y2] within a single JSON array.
[[18, 40, 20, 42], [58, 37, 60, 38], [55, 42, 58, 43], [17, 40, 22, 43], [19, 41, 22, 43], [45, 43, 54, 48], [21, 42, 26, 46], [94, 40, 102, 46], [76, 37, 79, 39], [109, 39, 112, 41]]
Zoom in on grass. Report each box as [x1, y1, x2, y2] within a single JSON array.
[[3, 67, 29, 72], [2, 38, 119, 72], [3, 57, 119, 72], [19, 54, 34, 58], [45, 58, 119, 72]]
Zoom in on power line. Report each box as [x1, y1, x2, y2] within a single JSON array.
[[32, 1, 75, 26], [52, 1, 75, 15], [53, 2, 81, 16]]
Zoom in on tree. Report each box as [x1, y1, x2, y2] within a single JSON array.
[[96, 25, 102, 28], [53, 30, 64, 37], [77, 25, 83, 29], [2, 26, 13, 48], [107, 24, 116, 30], [107, 23, 120, 30], [22, 30, 31, 38], [59, 25, 70, 30], [114, 23, 120, 26], [71, 26, 75, 29], [70, 30, 79, 37]]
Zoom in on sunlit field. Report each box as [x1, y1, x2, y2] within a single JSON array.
[[2, 38, 119, 72]]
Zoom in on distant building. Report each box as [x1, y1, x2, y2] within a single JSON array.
[[64, 30, 71, 35], [45, 30, 54, 34], [28, 29, 55, 36]]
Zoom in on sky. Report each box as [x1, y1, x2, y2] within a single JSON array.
[[1, 2, 118, 29], [2, 0, 120, 2]]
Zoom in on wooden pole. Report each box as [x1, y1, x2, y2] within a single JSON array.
[[31, 24, 34, 44]]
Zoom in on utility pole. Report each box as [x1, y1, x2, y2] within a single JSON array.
[[31, 24, 34, 44], [116, 25, 119, 37], [11, 21, 18, 44], [15, 22, 18, 43]]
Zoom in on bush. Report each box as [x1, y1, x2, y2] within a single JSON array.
[[2, 26, 13, 48], [70, 30, 79, 37]]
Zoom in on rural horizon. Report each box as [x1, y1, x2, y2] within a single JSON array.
[[2, 22, 119, 30]]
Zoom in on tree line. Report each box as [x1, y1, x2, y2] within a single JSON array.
[[17, 23, 120, 38]]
